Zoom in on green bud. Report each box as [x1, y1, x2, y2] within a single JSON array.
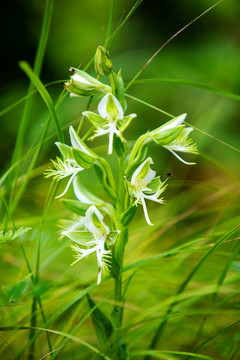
[[94, 46, 112, 76], [65, 67, 110, 97]]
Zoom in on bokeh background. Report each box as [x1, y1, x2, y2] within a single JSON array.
[[1, 0, 240, 359]]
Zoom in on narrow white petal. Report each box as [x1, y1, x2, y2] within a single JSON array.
[[167, 149, 196, 165], [108, 130, 114, 155], [141, 197, 153, 226], [55, 172, 77, 198]]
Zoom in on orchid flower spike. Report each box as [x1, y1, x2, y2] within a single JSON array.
[[44, 126, 96, 198], [62, 205, 120, 285], [125, 157, 168, 225], [83, 93, 136, 154]]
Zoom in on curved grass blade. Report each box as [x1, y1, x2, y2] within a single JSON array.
[[14, 284, 96, 360], [191, 319, 240, 355], [0, 326, 111, 360], [134, 78, 240, 102], [19, 61, 64, 144], [125, 0, 224, 91], [145, 224, 240, 357], [107, 0, 144, 51], [104, 0, 115, 49], [132, 350, 217, 360], [0, 80, 66, 119], [125, 93, 240, 154]]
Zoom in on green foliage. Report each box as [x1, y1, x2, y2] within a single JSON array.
[[0, 227, 31, 247]]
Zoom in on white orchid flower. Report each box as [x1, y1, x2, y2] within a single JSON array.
[[62, 205, 120, 285], [44, 126, 96, 198], [83, 93, 136, 154], [65, 67, 111, 97], [125, 157, 167, 226], [150, 114, 198, 165]]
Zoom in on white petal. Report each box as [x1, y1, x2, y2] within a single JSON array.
[[69, 126, 92, 155], [71, 73, 92, 86], [141, 197, 153, 226], [108, 130, 114, 155], [167, 149, 196, 165], [55, 172, 77, 198], [85, 206, 109, 237], [98, 93, 124, 120], [160, 113, 187, 132], [131, 157, 154, 186]]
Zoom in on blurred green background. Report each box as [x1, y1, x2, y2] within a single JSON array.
[[1, 0, 240, 359]]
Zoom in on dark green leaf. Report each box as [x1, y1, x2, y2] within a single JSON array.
[[121, 205, 138, 226]]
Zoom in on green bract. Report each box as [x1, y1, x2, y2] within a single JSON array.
[[65, 67, 111, 97]]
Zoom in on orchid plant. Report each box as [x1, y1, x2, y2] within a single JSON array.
[[45, 45, 198, 359]]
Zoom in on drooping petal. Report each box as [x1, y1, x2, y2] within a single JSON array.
[[55, 172, 78, 198], [141, 197, 153, 226], [73, 177, 103, 205]]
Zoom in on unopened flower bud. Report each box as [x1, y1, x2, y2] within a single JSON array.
[[94, 46, 112, 76], [65, 67, 110, 97]]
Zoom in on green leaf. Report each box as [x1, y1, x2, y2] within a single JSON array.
[[0, 227, 31, 247], [134, 77, 240, 102], [87, 295, 114, 355], [94, 160, 117, 201], [62, 231, 94, 245], [113, 135, 125, 157], [61, 199, 91, 216], [72, 148, 95, 169], [115, 69, 127, 112], [121, 205, 138, 226]]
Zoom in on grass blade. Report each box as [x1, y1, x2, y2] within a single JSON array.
[[133, 78, 240, 102], [19, 61, 64, 144]]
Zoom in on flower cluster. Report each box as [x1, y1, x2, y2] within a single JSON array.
[[45, 46, 198, 284]]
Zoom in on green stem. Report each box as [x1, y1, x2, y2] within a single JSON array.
[[109, 72, 116, 95], [112, 155, 126, 358]]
